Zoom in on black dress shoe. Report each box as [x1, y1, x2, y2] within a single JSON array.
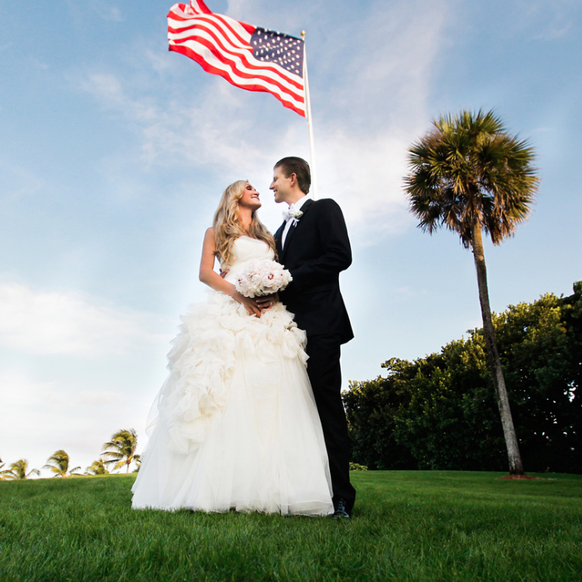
[[332, 498, 350, 519]]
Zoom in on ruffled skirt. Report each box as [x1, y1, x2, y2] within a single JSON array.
[[131, 290, 333, 516]]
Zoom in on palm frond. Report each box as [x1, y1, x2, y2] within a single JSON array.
[[404, 109, 538, 247], [43, 450, 72, 477], [85, 459, 110, 475], [102, 429, 139, 473], [3, 459, 40, 480]]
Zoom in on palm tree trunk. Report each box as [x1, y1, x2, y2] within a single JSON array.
[[471, 225, 524, 475]]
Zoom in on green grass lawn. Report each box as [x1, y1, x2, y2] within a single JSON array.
[[1, 471, 581, 581]]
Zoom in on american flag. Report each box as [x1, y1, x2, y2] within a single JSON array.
[[168, 0, 306, 117]]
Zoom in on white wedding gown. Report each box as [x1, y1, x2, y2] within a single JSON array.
[[132, 236, 333, 516]]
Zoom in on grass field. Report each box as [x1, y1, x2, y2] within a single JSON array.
[[1, 471, 581, 581]]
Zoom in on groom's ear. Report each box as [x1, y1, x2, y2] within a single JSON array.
[[289, 172, 297, 186]]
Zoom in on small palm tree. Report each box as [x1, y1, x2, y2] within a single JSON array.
[[85, 459, 110, 475], [1, 459, 40, 480], [132, 455, 142, 473], [102, 429, 140, 473], [404, 109, 538, 475], [43, 450, 83, 477]]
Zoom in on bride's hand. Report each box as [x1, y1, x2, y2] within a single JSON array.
[[256, 293, 279, 312], [232, 290, 262, 317]]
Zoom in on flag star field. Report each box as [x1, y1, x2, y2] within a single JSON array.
[[251, 29, 304, 77]]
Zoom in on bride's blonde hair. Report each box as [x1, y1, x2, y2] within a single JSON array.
[[213, 180, 277, 267]]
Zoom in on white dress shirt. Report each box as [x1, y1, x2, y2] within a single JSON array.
[[281, 195, 311, 249]]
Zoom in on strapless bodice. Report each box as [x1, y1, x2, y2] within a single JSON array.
[[223, 236, 275, 284]]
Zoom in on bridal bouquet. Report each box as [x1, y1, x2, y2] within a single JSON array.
[[235, 259, 292, 298]]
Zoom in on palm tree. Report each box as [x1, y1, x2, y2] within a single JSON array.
[[131, 455, 142, 473], [102, 429, 140, 473], [43, 450, 83, 477], [404, 109, 538, 475], [1, 459, 40, 480], [85, 459, 110, 475]]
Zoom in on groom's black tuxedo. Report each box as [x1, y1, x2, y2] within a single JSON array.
[[275, 198, 354, 344], [275, 197, 356, 513]]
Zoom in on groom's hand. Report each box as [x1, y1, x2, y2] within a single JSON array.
[[256, 293, 279, 312]]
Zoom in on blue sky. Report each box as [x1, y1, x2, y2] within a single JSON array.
[[1, 0, 580, 476]]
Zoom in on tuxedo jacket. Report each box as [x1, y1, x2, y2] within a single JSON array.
[[275, 198, 354, 344]]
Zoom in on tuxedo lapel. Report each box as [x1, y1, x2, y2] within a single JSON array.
[[298, 198, 314, 214], [281, 222, 297, 260], [275, 222, 285, 259]]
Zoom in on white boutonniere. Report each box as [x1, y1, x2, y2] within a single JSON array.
[[291, 210, 303, 226]]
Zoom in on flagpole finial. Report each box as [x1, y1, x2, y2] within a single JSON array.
[[301, 30, 306, 40]]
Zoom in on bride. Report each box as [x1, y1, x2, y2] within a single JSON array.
[[131, 180, 333, 516]]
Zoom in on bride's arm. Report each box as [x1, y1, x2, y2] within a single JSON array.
[[199, 228, 262, 317]]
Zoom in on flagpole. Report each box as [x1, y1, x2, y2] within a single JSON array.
[[301, 31, 318, 200]]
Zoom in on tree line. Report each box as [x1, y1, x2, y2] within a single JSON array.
[[343, 283, 582, 473], [0, 429, 140, 480]]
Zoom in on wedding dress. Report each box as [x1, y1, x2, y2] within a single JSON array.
[[132, 236, 333, 516]]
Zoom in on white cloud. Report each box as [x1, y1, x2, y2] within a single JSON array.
[[76, 68, 272, 174], [139, 85, 273, 172], [0, 279, 167, 358], [392, 286, 429, 299], [92, 3, 123, 22], [316, 129, 414, 241], [309, 0, 448, 239], [0, 374, 60, 407], [519, 0, 575, 40], [325, 0, 446, 112], [80, 391, 126, 405], [0, 158, 45, 200], [77, 72, 157, 121]]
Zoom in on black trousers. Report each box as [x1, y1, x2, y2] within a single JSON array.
[[305, 334, 356, 512]]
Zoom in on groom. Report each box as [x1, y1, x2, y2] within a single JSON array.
[[270, 156, 356, 518]]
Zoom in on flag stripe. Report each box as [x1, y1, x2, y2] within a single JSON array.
[[184, 0, 256, 34], [169, 33, 305, 113], [172, 14, 251, 51], [189, 0, 211, 15], [171, 34, 304, 102], [169, 24, 304, 93], [169, 4, 252, 51], [196, 13, 253, 48], [169, 9, 298, 85], [167, 1, 306, 116], [169, 44, 306, 116]]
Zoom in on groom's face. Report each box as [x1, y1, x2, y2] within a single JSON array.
[[270, 166, 293, 204]]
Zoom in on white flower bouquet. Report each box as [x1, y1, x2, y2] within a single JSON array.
[[235, 259, 292, 298]]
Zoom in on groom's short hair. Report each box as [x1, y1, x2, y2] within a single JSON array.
[[275, 157, 311, 194]]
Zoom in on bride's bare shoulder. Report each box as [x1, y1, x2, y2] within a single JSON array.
[[202, 228, 217, 254]]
